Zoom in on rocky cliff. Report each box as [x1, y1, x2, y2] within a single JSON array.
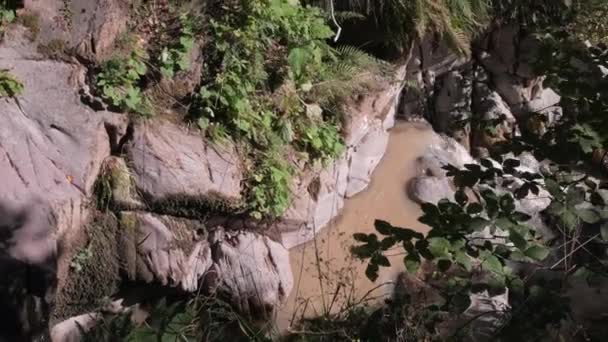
[[0, 1, 567, 341]]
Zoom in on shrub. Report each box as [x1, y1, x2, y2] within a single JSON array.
[[194, 0, 380, 218], [96, 50, 153, 115]]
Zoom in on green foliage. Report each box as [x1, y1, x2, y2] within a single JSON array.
[[70, 245, 93, 273], [194, 0, 378, 218], [96, 50, 152, 115], [82, 296, 271, 342], [0, 0, 15, 27], [249, 151, 293, 219], [0, 69, 23, 97], [159, 13, 195, 78], [353, 157, 550, 291]]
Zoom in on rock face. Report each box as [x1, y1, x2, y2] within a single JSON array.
[[279, 66, 407, 249], [0, 32, 125, 340], [125, 120, 244, 205], [206, 229, 293, 316], [23, 0, 129, 62], [118, 213, 292, 315]]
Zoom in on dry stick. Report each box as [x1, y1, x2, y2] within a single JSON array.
[[312, 207, 328, 315], [548, 233, 600, 270], [329, 0, 342, 43]]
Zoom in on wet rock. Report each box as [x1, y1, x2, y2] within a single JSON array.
[[472, 68, 517, 150], [279, 68, 408, 248], [345, 122, 390, 197], [408, 133, 473, 204], [343, 66, 406, 146], [23, 0, 129, 62], [455, 290, 510, 342], [408, 176, 454, 205], [400, 36, 468, 120], [280, 156, 349, 249], [528, 88, 561, 113], [416, 134, 475, 177], [477, 25, 545, 116], [206, 229, 293, 316], [433, 68, 474, 151], [125, 120, 244, 206]]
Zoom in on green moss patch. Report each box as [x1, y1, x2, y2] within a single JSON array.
[[52, 213, 121, 322]]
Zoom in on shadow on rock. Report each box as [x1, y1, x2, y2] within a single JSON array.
[[0, 198, 57, 342]]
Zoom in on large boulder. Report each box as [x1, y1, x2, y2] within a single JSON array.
[[345, 120, 390, 197], [471, 67, 518, 151], [119, 212, 212, 292], [125, 120, 244, 207], [0, 32, 125, 339], [117, 213, 293, 315], [206, 228, 293, 316], [280, 157, 349, 249], [433, 67, 474, 150]]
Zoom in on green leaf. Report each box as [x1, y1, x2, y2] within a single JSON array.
[[482, 254, 503, 274], [353, 233, 368, 242], [374, 220, 393, 235], [392, 227, 424, 240], [545, 179, 563, 199], [437, 259, 452, 272], [455, 189, 468, 205], [509, 228, 528, 250], [404, 254, 420, 273], [566, 186, 586, 205], [576, 208, 601, 224], [524, 245, 550, 261], [365, 263, 379, 282], [499, 194, 516, 213], [428, 237, 451, 258], [470, 217, 490, 231], [600, 222, 608, 241], [380, 237, 397, 250], [351, 244, 374, 258], [372, 254, 391, 267], [511, 211, 532, 222], [455, 251, 472, 271]]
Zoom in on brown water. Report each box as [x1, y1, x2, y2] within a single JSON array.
[[277, 121, 435, 332]]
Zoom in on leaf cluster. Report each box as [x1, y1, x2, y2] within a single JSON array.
[[194, 0, 380, 218], [96, 50, 153, 115], [0, 69, 23, 97]]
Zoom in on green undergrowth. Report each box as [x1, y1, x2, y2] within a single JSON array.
[[0, 0, 16, 31], [53, 213, 121, 323], [82, 295, 272, 342], [93, 9, 199, 116], [96, 49, 153, 115], [193, 0, 385, 218], [158, 13, 196, 78]]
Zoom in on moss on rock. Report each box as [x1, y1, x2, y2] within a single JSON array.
[[52, 213, 121, 322]]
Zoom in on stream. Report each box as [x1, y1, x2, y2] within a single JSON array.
[[276, 121, 435, 332]]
